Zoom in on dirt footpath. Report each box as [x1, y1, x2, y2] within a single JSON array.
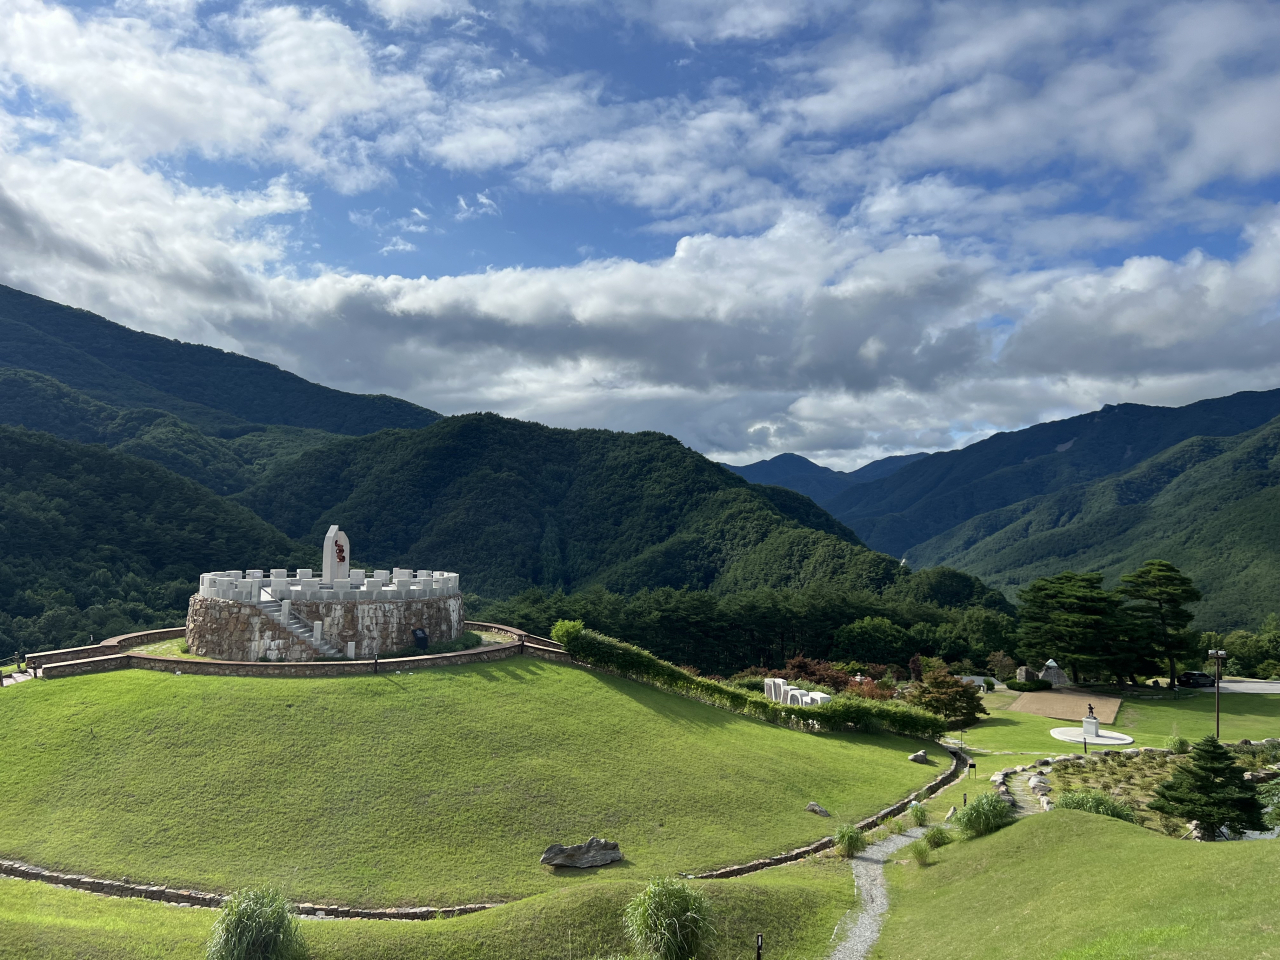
[[1007, 690, 1121, 723]]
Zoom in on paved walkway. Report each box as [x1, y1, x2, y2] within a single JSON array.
[[829, 827, 926, 960], [0, 669, 35, 687], [1197, 679, 1280, 694]]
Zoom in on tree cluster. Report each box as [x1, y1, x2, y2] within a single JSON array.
[[1016, 560, 1203, 685]]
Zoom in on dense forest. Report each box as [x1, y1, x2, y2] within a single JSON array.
[[0, 428, 311, 657], [237, 413, 903, 598]]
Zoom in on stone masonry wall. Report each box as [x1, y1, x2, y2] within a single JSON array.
[[186, 594, 465, 662]]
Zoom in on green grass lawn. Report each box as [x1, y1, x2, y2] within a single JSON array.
[[129, 637, 206, 659], [0, 658, 941, 907], [874, 810, 1280, 960], [960, 691, 1280, 754], [0, 854, 854, 960]]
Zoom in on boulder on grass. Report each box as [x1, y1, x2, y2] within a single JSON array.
[[908, 750, 929, 764], [540, 837, 622, 868], [806, 801, 831, 817]]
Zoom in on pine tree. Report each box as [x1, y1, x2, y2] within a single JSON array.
[[1119, 559, 1202, 686], [906, 667, 989, 728], [1148, 736, 1266, 839], [1017, 572, 1125, 683]]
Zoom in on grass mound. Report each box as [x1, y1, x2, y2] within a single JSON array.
[[0, 659, 941, 906], [877, 810, 1280, 960], [0, 856, 853, 960]]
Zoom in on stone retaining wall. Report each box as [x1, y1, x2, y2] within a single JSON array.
[[27, 628, 185, 670], [692, 747, 967, 880], [0, 857, 496, 920], [41, 642, 526, 680], [187, 593, 464, 661]]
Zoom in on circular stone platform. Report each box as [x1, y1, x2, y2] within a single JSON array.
[[1049, 726, 1134, 746]]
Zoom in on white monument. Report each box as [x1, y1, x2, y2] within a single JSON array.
[[321, 524, 351, 586]]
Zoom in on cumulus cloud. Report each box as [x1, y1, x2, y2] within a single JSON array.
[[0, 0, 1278, 471]]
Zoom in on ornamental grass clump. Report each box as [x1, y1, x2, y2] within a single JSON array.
[[835, 823, 868, 858], [908, 802, 929, 827], [922, 826, 952, 849], [624, 877, 715, 960], [952, 793, 1016, 840], [903, 839, 932, 866], [1165, 735, 1191, 754], [206, 887, 307, 960], [1056, 789, 1137, 823]]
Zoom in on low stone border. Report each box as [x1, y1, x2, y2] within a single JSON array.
[[0, 857, 497, 920], [692, 746, 966, 879], [27, 627, 185, 671]]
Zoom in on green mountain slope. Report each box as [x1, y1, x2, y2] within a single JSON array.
[[0, 427, 309, 657], [0, 368, 335, 494], [238, 413, 901, 597], [0, 283, 441, 435], [720, 451, 927, 502], [909, 416, 1280, 629], [823, 389, 1280, 558]]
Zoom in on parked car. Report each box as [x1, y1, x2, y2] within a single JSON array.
[[1176, 671, 1215, 687]]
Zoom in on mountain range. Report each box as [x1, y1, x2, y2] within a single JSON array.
[[3, 281, 1280, 642]]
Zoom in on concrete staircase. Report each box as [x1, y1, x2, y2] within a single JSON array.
[[258, 590, 344, 659]]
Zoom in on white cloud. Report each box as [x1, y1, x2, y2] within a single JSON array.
[[0, 0, 1278, 473]]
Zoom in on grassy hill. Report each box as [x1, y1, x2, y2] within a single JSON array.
[[238, 412, 902, 597], [0, 427, 309, 658], [0, 660, 945, 906], [822, 389, 1280, 559], [0, 283, 441, 436], [0, 855, 855, 960], [908, 416, 1280, 629], [876, 810, 1280, 960]]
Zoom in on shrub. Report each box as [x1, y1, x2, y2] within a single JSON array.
[[205, 887, 307, 960], [551, 619, 586, 646], [908, 803, 929, 827], [903, 839, 932, 866], [922, 826, 952, 849], [624, 877, 714, 960], [561, 628, 948, 738], [905, 667, 990, 727], [983, 677, 996, 692], [1165, 735, 1191, 754], [1004, 678, 1052, 692], [835, 823, 868, 858], [885, 817, 906, 836], [952, 793, 1016, 839], [1056, 789, 1137, 822]]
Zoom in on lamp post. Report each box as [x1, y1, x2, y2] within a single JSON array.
[[1207, 649, 1228, 738]]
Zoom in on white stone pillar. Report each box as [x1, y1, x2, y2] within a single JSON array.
[[314, 621, 323, 646], [280, 599, 291, 624], [346, 641, 356, 659]]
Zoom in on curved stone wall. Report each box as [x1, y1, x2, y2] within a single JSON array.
[[186, 594, 465, 662]]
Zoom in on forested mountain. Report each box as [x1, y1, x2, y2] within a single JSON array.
[[0, 368, 335, 494], [0, 427, 311, 657], [238, 413, 905, 598], [0, 283, 441, 436], [823, 388, 1280, 559], [721, 451, 927, 502], [909, 415, 1280, 630]]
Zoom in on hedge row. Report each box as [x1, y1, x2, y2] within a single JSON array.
[[1005, 678, 1052, 692], [561, 625, 947, 739]]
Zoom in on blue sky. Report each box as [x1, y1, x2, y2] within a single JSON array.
[[2, 0, 1279, 468]]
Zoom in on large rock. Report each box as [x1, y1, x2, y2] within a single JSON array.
[[540, 837, 622, 868], [806, 801, 831, 817], [908, 750, 929, 764]]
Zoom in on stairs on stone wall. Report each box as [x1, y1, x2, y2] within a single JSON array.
[[257, 592, 344, 659]]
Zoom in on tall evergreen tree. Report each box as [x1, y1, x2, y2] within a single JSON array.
[[1016, 572, 1124, 683], [1119, 559, 1203, 686], [1148, 736, 1265, 839]]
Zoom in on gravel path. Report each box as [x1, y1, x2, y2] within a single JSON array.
[[828, 827, 926, 960]]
